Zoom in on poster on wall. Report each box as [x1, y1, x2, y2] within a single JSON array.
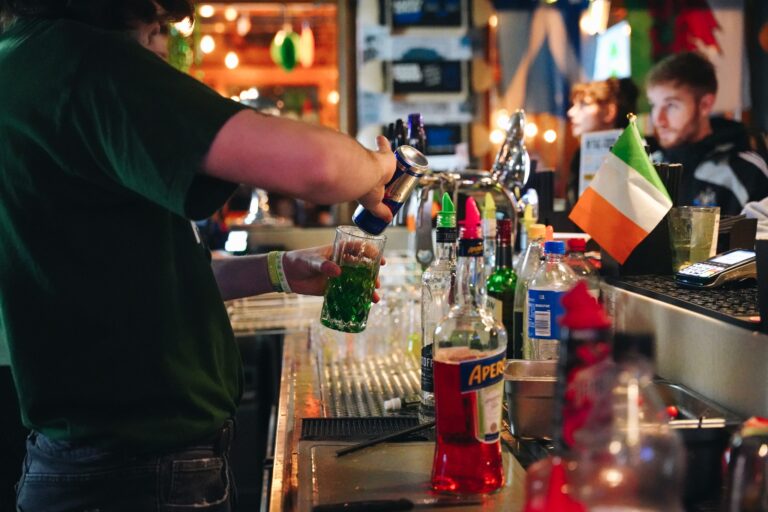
[[388, 0, 465, 28], [388, 61, 466, 95]]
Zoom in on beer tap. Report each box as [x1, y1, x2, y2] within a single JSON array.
[[413, 110, 530, 269], [491, 109, 531, 201]]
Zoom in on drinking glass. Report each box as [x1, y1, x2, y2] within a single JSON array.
[[667, 206, 720, 272], [320, 226, 386, 333]]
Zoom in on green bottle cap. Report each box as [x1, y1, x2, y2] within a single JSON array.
[[436, 192, 456, 228], [483, 192, 496, 219]]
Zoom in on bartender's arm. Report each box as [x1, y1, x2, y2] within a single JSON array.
[[212, 246, 383, 302], [204, 110, 394, 301], [202, 110, 396, 222]]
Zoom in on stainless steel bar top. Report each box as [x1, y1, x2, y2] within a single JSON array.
[[602, 280, 768, 418], [269, 329, 526, 512]]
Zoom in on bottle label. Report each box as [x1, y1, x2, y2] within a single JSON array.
[[421, 344, 433, 393], [527, 289, 565, 340], [458, 239, 483, 257], [492, 297, 503, 324], [458, 350, 505, 443], [435, 227, 458, 244]]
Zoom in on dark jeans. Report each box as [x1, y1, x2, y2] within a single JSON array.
[[0, 366, 27, 512], [15, 421, 236, 512]]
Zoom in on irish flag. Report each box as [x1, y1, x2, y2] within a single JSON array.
[[569, 118, 672, 264]]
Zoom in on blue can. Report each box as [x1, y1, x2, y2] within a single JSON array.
[[353, 145, 429, 235]]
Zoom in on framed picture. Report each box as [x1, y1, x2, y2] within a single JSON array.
[[387, 60, 467, 96], [383, 0, 467, 28]]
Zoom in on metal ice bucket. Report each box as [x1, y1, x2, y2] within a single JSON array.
[[504, 359, 557, 439]]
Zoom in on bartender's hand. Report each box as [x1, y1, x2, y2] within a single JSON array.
[[282, 246, 383, 302], [356, 136, 396, 223]]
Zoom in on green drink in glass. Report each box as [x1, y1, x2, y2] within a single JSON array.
[[320, 226, 386, 333], [321, 264, 378, 332]]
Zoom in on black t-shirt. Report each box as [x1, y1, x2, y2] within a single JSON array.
[[0, 17, 247, 449]]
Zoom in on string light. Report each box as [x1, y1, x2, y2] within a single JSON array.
[[489, 15, 498, 28], [224, 7, 238, 22], [236, 16, 252, 36], [200, 35, 215, 54], [543, 129, 557, 143], [524, 123, 538, 138], [199, 4, 215, 18], [490, 129, 506, 145], [173, 17, 194, 37], [327, 90, 340, 105], [225, 51, 239, 69], [495, 109, 510, 130], [239, 88, 260, 101]]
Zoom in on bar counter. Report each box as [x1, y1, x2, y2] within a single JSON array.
[[264, 322, 527, 512], [228, 274, 766, 511]]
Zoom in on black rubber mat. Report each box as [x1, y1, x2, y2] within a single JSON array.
[[607, 275, 759, 327], [300, 417, 423, 441]]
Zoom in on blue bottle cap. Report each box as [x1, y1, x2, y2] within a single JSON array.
[[544, 240, 565, 255]]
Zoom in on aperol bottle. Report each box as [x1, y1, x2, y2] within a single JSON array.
[[431, 197, 508, 494]]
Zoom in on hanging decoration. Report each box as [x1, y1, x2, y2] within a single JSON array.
[[271, 22, 299, 71], [269, 5, 301, 72], [270, 25, 287, 67], [299, 20, 315, 68], [280, 29, 300, 71]]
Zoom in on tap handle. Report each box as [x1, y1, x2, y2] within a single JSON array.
[[415, 187, 435, 268]]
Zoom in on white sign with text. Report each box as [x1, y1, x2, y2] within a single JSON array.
[[578, 129, 622, 198]]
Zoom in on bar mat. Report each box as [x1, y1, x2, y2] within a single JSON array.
[[608, 275, 759, 327], [317, 352, 421, 417], [301, 417, 425, 441]]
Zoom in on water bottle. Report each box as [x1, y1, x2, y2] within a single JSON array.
[[526, 240, 578, 360], [565, 238, 599, 299], [513, 223, 546, 360]]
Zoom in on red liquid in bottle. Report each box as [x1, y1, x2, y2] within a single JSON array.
[[431, 347, 504, 494]]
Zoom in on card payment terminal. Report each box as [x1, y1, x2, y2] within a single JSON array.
[[674, 249, 757, 288]]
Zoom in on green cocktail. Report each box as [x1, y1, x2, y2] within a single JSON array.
[[320, 225, 386, 333], [321, 263, 378, 333]]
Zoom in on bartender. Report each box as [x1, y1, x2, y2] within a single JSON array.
[[0, 1, 394, 510], [646, 51, 768, 216]]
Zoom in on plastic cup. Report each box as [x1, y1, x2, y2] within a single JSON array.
[[320, 226, 386, 333], [667, 206, 720, 272]]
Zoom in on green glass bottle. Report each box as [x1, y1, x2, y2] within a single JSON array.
[[486, 219, 517, 359]]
